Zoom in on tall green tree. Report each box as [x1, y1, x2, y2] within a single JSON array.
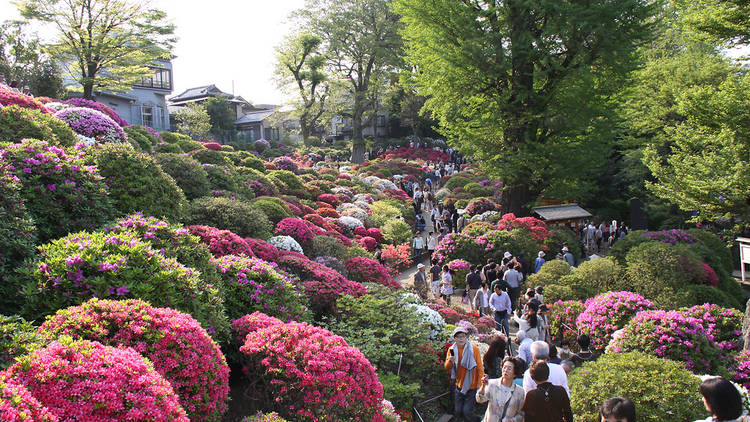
[[174, 103, 211, 140], [675, 0, 750, 46], [297, 0, 403, 163], [18, 0, 176, 99], [0, 20, 63, 98], [204, 96, 237, 142], [395, 0, 656, 215], [275, 33, 328, 145]]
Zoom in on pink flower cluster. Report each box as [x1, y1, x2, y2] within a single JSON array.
[[54, 107, 127, 143], [63, 98, 129, 127], [465, 198, 497, 216], [272, 156, 298, 174], [680, 303, 742, 352], [345, 257, 400, 289], [0, 374, 58, 422], [640, 229, 697, 245], [238, 313, 385, 421], [381, 243, 414, 276], [202, 141, 222, 151], [357, 236, 378, 251], [5, 338, 189, 421], [381, 147, 450, 162], [576, 291, 655, 352], [0, 86, 52, 114], [317, 193, 340, 207], [187, 225, 255, 257], [275, 217, 320, 246], [244, 237, 281, 262], [38, 299, 229, 421], [496, 213, 551, 242], [732, 351, 750, 388]]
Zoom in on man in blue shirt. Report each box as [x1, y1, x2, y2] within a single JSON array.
[[489, 285, 512, 335]]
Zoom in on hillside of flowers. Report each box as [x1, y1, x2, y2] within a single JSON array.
[[0, 85, 746, 421]]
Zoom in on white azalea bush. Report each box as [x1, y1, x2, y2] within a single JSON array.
[[267, 235, 303, 254], [406, 303, 446, 340], [339, 216, 364, 229]]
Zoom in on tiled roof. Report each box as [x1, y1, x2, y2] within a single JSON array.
[[235, 110, 275, 125], [169, 84, 229, 102], [533, 204, 592, 221]]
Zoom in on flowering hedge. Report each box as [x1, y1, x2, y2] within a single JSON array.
[[239, 314, 385, 421], [0, 86, 52, 113], [6, 337, 189, 421], [276, 253, 366, 316], [680, 303, 743, 353], [345, 257, 400, 289], [242, 412, 288, 422], [0, 105, 77, 146], [576, 292, 655, 352], [39, 299, 229, 421], [0, 139, 115, 243], [640, 229, 698, 245], [317, 193, 340, 207], [54, 107, 127, 143], [0, 374, 58, 422], [211, 254, 309, 321], [25, 230, 228, 339], [187, 225, 255, 258], [63, 98, 129, 127], [610, 309, 722, 374]]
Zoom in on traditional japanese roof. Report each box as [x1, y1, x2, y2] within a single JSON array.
[[234, 110, 276, 125], [533, 204, 592, 221], [169, 84, 229, 103]]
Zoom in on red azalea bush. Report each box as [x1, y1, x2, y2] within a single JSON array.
[[0, 374, 58, 422], [317, 193, 340, 207], [276, 253, 365, 316], [368, 227, 384, 243], [239, 313, 385, 421], [63, 98, 129, 127], [202, 141, 222, 151], [576, 291, 655, 353], [303, 213, 334, 230], [381, 243, 414, 276], [496, 213, 551, 242], [316, 206, 340, 218], [187, 225, 255, 257], [345, 257, 400, 289], [0, 87, 52, 114], [354, 226, 369, 237], [244, 237, 281, 262], [358, 235, 378, 251], [700, 263, 719, 288], [6, 337, 189, 421], [39, 299, 229, 421], [382, 188, 411, 202], [438, 308, 462, 324]]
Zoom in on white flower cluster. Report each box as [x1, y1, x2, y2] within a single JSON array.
[[45, 102, 70, 111], [397, 292, 421, 305], [381, 399, 402, 422], [267, 235, 304, 254], [342, 207, 369, 224], [435, 188, 451, 201], [352, 194, 373, 204], [331, 186, 355, 196], [406, 303, 446, 340], [338, 215, 364, 229], [360, 175, 398, 191], [471, 210, 499, 222], [76, 133, 97, 146]]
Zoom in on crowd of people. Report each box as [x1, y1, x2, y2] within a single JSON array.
[[0, 73, 34, 96]]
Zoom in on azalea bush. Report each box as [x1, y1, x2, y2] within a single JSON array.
[[610, 309, 723, 374], [155, 153, 211, 199], [569, 352, 703, 422], [272, 156, 298, 174], [123, 125, 161, 152], [63, 98, 129, 127], [576, 291, 655, 353], [0, 374, 58, 422], [0, 315, 44, 371], [275, 217, 318, 247], [0, 105, 77, 146], [251, 196, 293, 224], [679, 303, 743, 353], [0, 86, 52, 113], [211, 254, 309, 321], [186, 197, 272, 239], [54, 107, 127, 143], [39, 299, 229, 421], [0, 139, 115, 243], [732, 351, 750, 388], [239, 313, 385, 421], [345, 257, 400, 289], [447, 259, 471, 289], [23, 230, 228, 339], [382, 219, 412, 245], [547, 300, 585, 350], [6, 337, 190, 421], [465, 198, 496, 216], [433, 232, 485, 266], [187, 225, 255, 258], [381, 243, 413, 276], [244, 237, 281, 262], [496, 213, 551, 243], [242, 412, 288, 422], [267, 235, 304, 254]]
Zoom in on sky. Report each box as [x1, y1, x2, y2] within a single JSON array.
[[0, 0, 307, 104]]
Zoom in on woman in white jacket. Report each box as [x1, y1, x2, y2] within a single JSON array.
[[476, 357, 525, 422]]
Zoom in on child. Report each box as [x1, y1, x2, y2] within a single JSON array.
[[535, 286, 544, 303]]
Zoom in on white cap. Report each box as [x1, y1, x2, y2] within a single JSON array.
[[504, 251, 512, 259], [562, 246, 569, 252], [452, 326, 469, 337], [538, 251, 545, 258], [417, 263, 425, 269]]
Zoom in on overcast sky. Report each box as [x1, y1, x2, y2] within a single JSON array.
[[0, 0, 306, 104]]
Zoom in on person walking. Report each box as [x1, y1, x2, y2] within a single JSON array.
[[489, 285, 512, 335], [426, 231, 438, 262], [522, 342, 569, 396], [430, 258, 442, 299], [412, 233, 425, 264], [413, 263, 428, 300], [466, 266, 482, 312], [562, 247, 575, 267], [534, 251, 546, 274], [503, 263, 523, 311], [474, 283, 492, 317], [476, 357, 525, 422], [445, 327, 485, 422], [521, 361, 574, 422], [441, 265, 454, 304]]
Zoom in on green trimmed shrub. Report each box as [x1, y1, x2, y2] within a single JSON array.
[[178, 138, 205, 152], [269, 169, 304, 193], [0, 105, 77, 146], [569, 352, 704, 422], [236, 167, 277, 196], [608, 230, 650, 265], [155, 153, 211, 200], [192, 148, 233, 166], [203, 164, 239, 192], [251, 196, 293, 225], [160, 131, 192, 144], [239, 154, 266, 172], [342, 245, 375, 261], [221, 145, 234, 152], [563, 257, 623, 296], [123, 126, 160, 152], [155, 141, 183, 153], [0, 315, 44, 370], [526, 259, 572, 287], [185, 197, 272, 239], [310, 235, 348, 261], [89, 143, 187, 221], [370, 201, 403, 228], [381, 219, 412, 245], [443, 175, 471, 190]]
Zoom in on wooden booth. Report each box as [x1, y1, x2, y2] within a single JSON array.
[[532, 204, 592, 232]]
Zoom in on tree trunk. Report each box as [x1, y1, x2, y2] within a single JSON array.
[[501, 183, 532, 216], [742, 299, 750, 351], [350, 100, 365, 164], [83, 82, 94, 100]]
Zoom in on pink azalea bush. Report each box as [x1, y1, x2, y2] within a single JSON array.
[[0, 374, 58, 422], [368, 227, 384, 243], [211, 254, 309, 321], [276, 253, 366, 316], [244, 237, 281, 262], [54, 107, 127, 143], [238, 313, 385, 421], [610, 309, 723, 374], [447, 259, 471, 288], [272, 156, 298, 174], [576, 291, 655, 352], [640, 229, 698, 245], [357, 235, 378, 251], [381, 243, 414, 277], [63, 98, 129, 127], [679, 303, 742, 353], [187, 225, 255, 257], [202, 141, 222, 151], [39, 299, 229, 421], [232, 312, 285, 343], [345, 257, 400, 289], [548, 300, 586, 350], [275, 217, 317, 246], [465, 198, 497, 216], [731, 351, 750, 388], [433, 232, 485, 266], [317, 193, 340, 207], [0, 86, 52, 114], [5, 337, 189, 421]]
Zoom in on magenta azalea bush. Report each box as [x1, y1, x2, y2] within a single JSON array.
[[54, 107, 127, 143], [25, 230, 228, 339], [640, 229, 698, 245], [731, 351, 750, 388], [576, 292, 655, 352], [272, 156, 298, 174], [448, 259, 471, 288], [433, 232, 485, 266], [548, 300, 586, 350], [277, 253, 366, 316], [0, 86, 52, 114], [39, 299, 229, 421], [244, 237, 281, 262], [211, 254, 309, 321], [317, 193, 340, 207], [275, 217, 317, 246], [679, 303, 742, 353], [610, 309, 723, 374], [0, 139, 114, 242], [238, 313, 385, 421], [0, 374, 58, 422], [187, 225, 255, 258], [6, 337, 189, 421], [465, 197, 496, 216], [345, 257, 400, 289], [63, 98, 129, 127], [232, 311, 285, 343]]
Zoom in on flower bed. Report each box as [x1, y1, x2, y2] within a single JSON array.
[[39, 299, 229, 421], [576, 291, 655, 353], [5, 337, 189, 421], [239, 314, 385, 421], [0, 374, 58, 422]]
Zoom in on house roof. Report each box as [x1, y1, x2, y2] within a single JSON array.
[[235, 110, 276, 125], [169, 84, 230, 103], [533, 204, 592, 221]]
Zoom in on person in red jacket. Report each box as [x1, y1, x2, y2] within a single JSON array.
[[522, 360, 573, 422]]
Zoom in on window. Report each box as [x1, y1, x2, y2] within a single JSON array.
[[136, 68, 171, 90], [142, 106, 153, 127], [378, 115, 386, 127]]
